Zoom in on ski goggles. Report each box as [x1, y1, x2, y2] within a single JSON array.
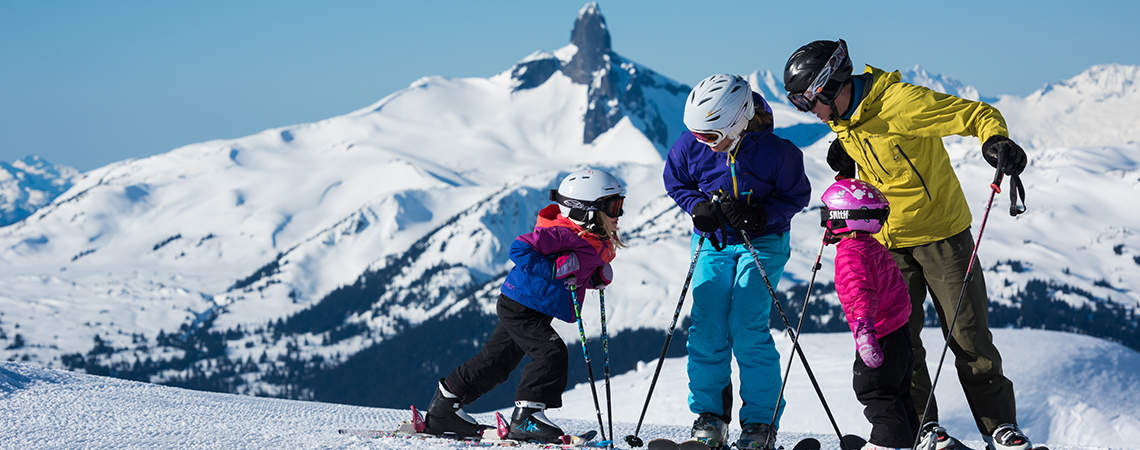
[[787, 40, 848, 112], [690, 129, 728, 147], [550, 191, 626, 217]]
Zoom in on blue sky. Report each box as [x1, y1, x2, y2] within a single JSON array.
[[2, 1, 1138, 170]]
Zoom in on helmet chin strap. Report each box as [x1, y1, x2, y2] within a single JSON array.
[[568, 209, 604, 234], [823, 79, 851, 123]]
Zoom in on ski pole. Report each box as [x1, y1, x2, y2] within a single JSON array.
[[598, 289, 614, 448], [737, 229, 845, 445], [766, 235, 827, 448], [624, 235, 705, 448], [912, 166, 1005, 450], [570, 284, 607, 442]]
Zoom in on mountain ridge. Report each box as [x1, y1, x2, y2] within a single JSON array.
[[0, 5, 1138, 417]]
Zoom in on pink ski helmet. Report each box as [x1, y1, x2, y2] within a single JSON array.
[[820, 179, 890, 234]]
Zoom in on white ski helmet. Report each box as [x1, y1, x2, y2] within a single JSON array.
[[550, 168, 626, 223], [683, 74, 755, 147]]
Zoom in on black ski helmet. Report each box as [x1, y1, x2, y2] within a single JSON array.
[[783, 39, 853, 114]]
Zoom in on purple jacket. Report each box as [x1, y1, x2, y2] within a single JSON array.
[[834, 234, 911, 338], [501, 205, 614, 323], [663, 93, 811, 245]]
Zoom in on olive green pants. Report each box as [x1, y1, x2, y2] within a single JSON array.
[[889, 228, 1016, 436]]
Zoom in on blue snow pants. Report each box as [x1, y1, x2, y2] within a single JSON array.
[[686, 232, 789, 427]]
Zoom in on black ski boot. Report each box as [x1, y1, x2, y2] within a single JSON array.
[[691, 412, 729, 449], [736, 422, 777, 449], [507, 401, 565, 444], [424, 380, 486, 438]]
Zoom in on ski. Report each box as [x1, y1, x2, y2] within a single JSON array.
[[790, 437, 820, 450], [338, 406, 607, 448], [338, 426, 607, 448], [839, 434, 866, 450], [647, 438, 681, 450], [644, 438, 718, 450]]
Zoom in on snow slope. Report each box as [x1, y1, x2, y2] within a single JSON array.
[[0, 3, 1138, 428], [2, 329, 1136, 449]]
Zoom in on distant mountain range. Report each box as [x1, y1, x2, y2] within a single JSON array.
[[1, 3, 1137, 414], [0, 156, 77, 226]]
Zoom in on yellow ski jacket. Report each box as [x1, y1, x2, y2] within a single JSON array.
[[828, 65, 1009, 249]]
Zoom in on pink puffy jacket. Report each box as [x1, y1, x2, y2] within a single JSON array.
[[834, 234, 911, 339]]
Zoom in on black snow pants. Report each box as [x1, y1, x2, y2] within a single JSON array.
[[444, 294, 569, 408], [853, 326, 920, 448]]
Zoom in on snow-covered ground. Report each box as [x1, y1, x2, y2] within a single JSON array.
[[3, 329, 1137, 449]]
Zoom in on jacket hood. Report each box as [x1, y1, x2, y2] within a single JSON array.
[[534, 204, 615, 263]]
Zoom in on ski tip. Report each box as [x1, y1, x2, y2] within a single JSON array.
[[494, 412, 509, 439], [410, 405, 425, 433], [839, 434, 867, 450], [646, 438, 680, 450], [790, 437, 821, 450], [677, 440, 713, 450]]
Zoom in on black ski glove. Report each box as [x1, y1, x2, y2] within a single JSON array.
[[827, 139, 856, 180], [690, 200, 721, 233], [982, 135, 1027, 176], [719, 198, 767, 235]]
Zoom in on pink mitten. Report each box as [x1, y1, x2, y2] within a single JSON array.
[[854, 319, 884, 368]]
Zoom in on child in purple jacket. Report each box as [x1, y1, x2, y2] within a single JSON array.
[[820, 178, 918, 449], [423, 168, 624, 444]]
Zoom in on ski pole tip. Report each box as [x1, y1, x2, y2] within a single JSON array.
[[624, 435, 644, 447]]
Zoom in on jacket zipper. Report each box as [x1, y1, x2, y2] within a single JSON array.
[[895, 144, 932, 200], [849, 133, 883, 183], [863, 139, 892, 176]]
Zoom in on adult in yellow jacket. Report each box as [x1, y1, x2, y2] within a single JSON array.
[[782, 39, 1032, 450]]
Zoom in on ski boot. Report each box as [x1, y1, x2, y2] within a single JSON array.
[[690, 412, 729, 449], [507, 400, 565, 444], [917, 422, 966, 450], [984, 423, 1032, 450], [736, 422, 777, 449], [423, 380, 486, 438]]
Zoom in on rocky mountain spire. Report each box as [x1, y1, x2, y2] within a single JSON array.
[[563, 3, 612, 84]]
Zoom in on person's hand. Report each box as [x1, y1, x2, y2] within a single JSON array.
[[982, 135, 1027, 176], [719, 198, 766, 234], [586, 263, 613, 289], [827, 139, 856, 180], [854, 319, 883, 368], [690, 200, 721, 233], [553, 253, 579, 280]]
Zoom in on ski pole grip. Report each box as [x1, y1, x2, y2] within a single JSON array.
[[990, 152, 1005, 193]]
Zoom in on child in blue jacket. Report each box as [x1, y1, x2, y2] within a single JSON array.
[[424, 168, 625, 444], [663, 74, 811, 449]]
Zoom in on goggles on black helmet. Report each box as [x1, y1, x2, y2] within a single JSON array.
[[787, 40, 848, 112]]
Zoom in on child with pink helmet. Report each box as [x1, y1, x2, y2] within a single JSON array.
[[820, 178, 918, 449]]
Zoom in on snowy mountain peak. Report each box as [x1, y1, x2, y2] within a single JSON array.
[[0, 155, 78, 226], [748, 69, 788, 106], [503, 3, 688, 153], [898, 65, 981, 101], [564, 2, 611, 84], [1035, 63, 1139, 100], [997, 63, 1140, 148]]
